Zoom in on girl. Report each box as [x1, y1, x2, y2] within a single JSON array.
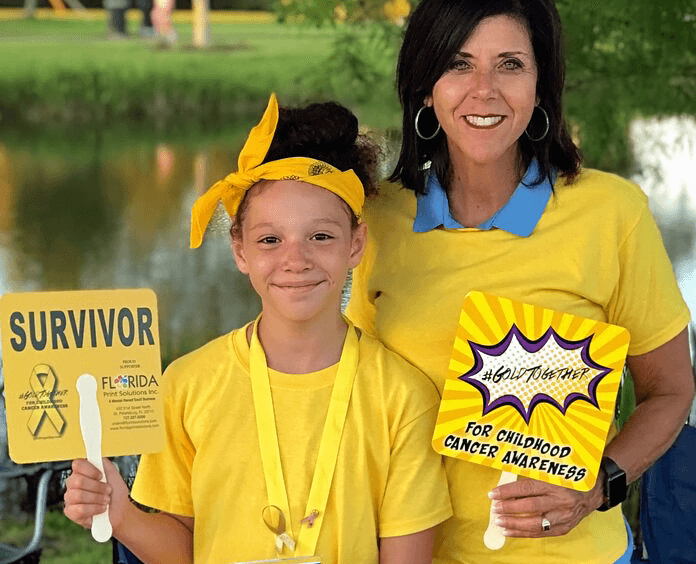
[[63, 94, 452, 564]]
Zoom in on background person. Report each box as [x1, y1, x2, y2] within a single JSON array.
[[152, 0, 176, 45], [63, 94, 452, 564], [137, 0, 155, 38], [104, 0, 129, 37], [346, 0, 695, 563]]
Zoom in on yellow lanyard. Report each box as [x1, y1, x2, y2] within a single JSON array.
[[249, 318, 359, 557]]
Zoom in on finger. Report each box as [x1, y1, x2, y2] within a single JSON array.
[[65, 471, 112, 496], [491, 477, 552, 500], [71, 458, 104, 481], [102, 458, 122, 482], [495, 513, 571, 538], [64, 488, 111, 508], [63, 502, 109, 529], [491, 496, 554, 517], [63, 505, 106, 529]]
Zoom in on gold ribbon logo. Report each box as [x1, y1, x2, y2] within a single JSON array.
[[262, 505, 296, 554], [26, 364, 66, 438]]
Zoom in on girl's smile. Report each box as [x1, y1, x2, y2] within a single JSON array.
[[271, 280, 325, 295]]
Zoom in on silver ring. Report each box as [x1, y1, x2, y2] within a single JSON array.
[[541, 517, 551, 532]]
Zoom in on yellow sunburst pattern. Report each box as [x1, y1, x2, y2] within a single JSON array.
[[432, 291, 630, 491]]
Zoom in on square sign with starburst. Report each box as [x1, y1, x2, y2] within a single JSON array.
[[432, 291, 630, 491]]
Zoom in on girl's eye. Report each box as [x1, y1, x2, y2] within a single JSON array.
[[258, 236, 280, 245], [312, 233, 334, 241], [501, 58, 523, 70]]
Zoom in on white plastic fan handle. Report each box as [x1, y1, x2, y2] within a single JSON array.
[[483, 471, 517, 550], [76, 373, 113, 543]]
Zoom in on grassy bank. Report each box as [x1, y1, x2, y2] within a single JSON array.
[[0, 509, 111, 564], [2, 9, 693, 171], [0, 13, 401, 131]]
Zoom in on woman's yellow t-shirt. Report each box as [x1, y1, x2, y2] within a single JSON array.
[[346, 168, 690, 564]]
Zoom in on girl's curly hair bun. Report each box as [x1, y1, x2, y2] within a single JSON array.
[[263, 101, 379, 198], [274, 103, 359, 153]]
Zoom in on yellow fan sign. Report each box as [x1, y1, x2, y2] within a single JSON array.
[[1, 289, 164, 464], [433, 291, 630, 491]]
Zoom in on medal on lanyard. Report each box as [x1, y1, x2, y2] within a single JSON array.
[[249, 317, 359, 558]]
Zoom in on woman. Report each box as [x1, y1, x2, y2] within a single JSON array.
[[64, 94, 451, 563], [347, 0, 694, 563]]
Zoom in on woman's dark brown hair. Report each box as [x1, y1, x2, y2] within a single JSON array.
[[391, 0, 582, 195]]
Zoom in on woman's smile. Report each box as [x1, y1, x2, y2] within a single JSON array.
[[464, 114, 506, 128]]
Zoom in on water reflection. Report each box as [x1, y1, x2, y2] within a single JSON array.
[[0, 127, 264, 519], [629, 117, 696, 321], [629, 115, 696, 422], [12, 157, 121, 290], [0, 129, 262, 364]]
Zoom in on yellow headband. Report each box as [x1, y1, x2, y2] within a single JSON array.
[[190, 93, 365, 248]]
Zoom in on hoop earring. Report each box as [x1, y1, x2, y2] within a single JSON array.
[[415, 105, 441, 140], [525, 106, 549, 142]]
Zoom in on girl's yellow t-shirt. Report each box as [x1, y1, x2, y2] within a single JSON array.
[[131, 325, 452, 563]]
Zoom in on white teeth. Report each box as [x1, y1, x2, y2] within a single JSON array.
[[466, 115, 503, 127]]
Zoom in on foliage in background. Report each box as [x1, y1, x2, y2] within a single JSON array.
[[276, 0, 696, 172], [0, 510, 111, 564], [1, 0, 695, 172], [0, 18, 335, 130], [298, 22, 401, 105], [275, 0, 407, 113], [0, 16, 401, 132], [275, 0, 410, 24], [557, 0, 696, 171]]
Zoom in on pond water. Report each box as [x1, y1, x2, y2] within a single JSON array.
[[0, 124, 264, 520], [0, 127, 264, 360], [0, 115, 695, 519]]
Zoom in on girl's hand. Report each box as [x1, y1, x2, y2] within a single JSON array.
[[63, 458, 130, 533], [489, 476, 604, 538]]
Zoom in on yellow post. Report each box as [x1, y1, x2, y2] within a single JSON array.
[[46, 0, 67, 11], [192, 0, 210, 48]]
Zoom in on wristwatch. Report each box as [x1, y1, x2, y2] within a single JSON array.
[[597, 456, 627, 511]]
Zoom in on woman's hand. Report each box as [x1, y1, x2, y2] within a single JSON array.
[[491, 328, 694, 539], [489, 475, 604, 538], [64, 458, 130, 534]]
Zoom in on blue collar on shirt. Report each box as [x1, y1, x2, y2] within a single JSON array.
[[413, 159, 553, 237]]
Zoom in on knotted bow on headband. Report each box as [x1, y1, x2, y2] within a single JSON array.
[[190, 93, 365, 248]]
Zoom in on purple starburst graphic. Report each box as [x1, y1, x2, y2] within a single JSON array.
[[459, 324, 611, 424]]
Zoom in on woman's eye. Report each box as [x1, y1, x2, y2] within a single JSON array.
[[312, 233, 334, 241], [501, 58, 523, 70], [449, 59, 471, 71]]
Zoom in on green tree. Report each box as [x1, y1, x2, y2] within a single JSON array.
[[279, 0, 696, 171], [558, 0, 696, 170]]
